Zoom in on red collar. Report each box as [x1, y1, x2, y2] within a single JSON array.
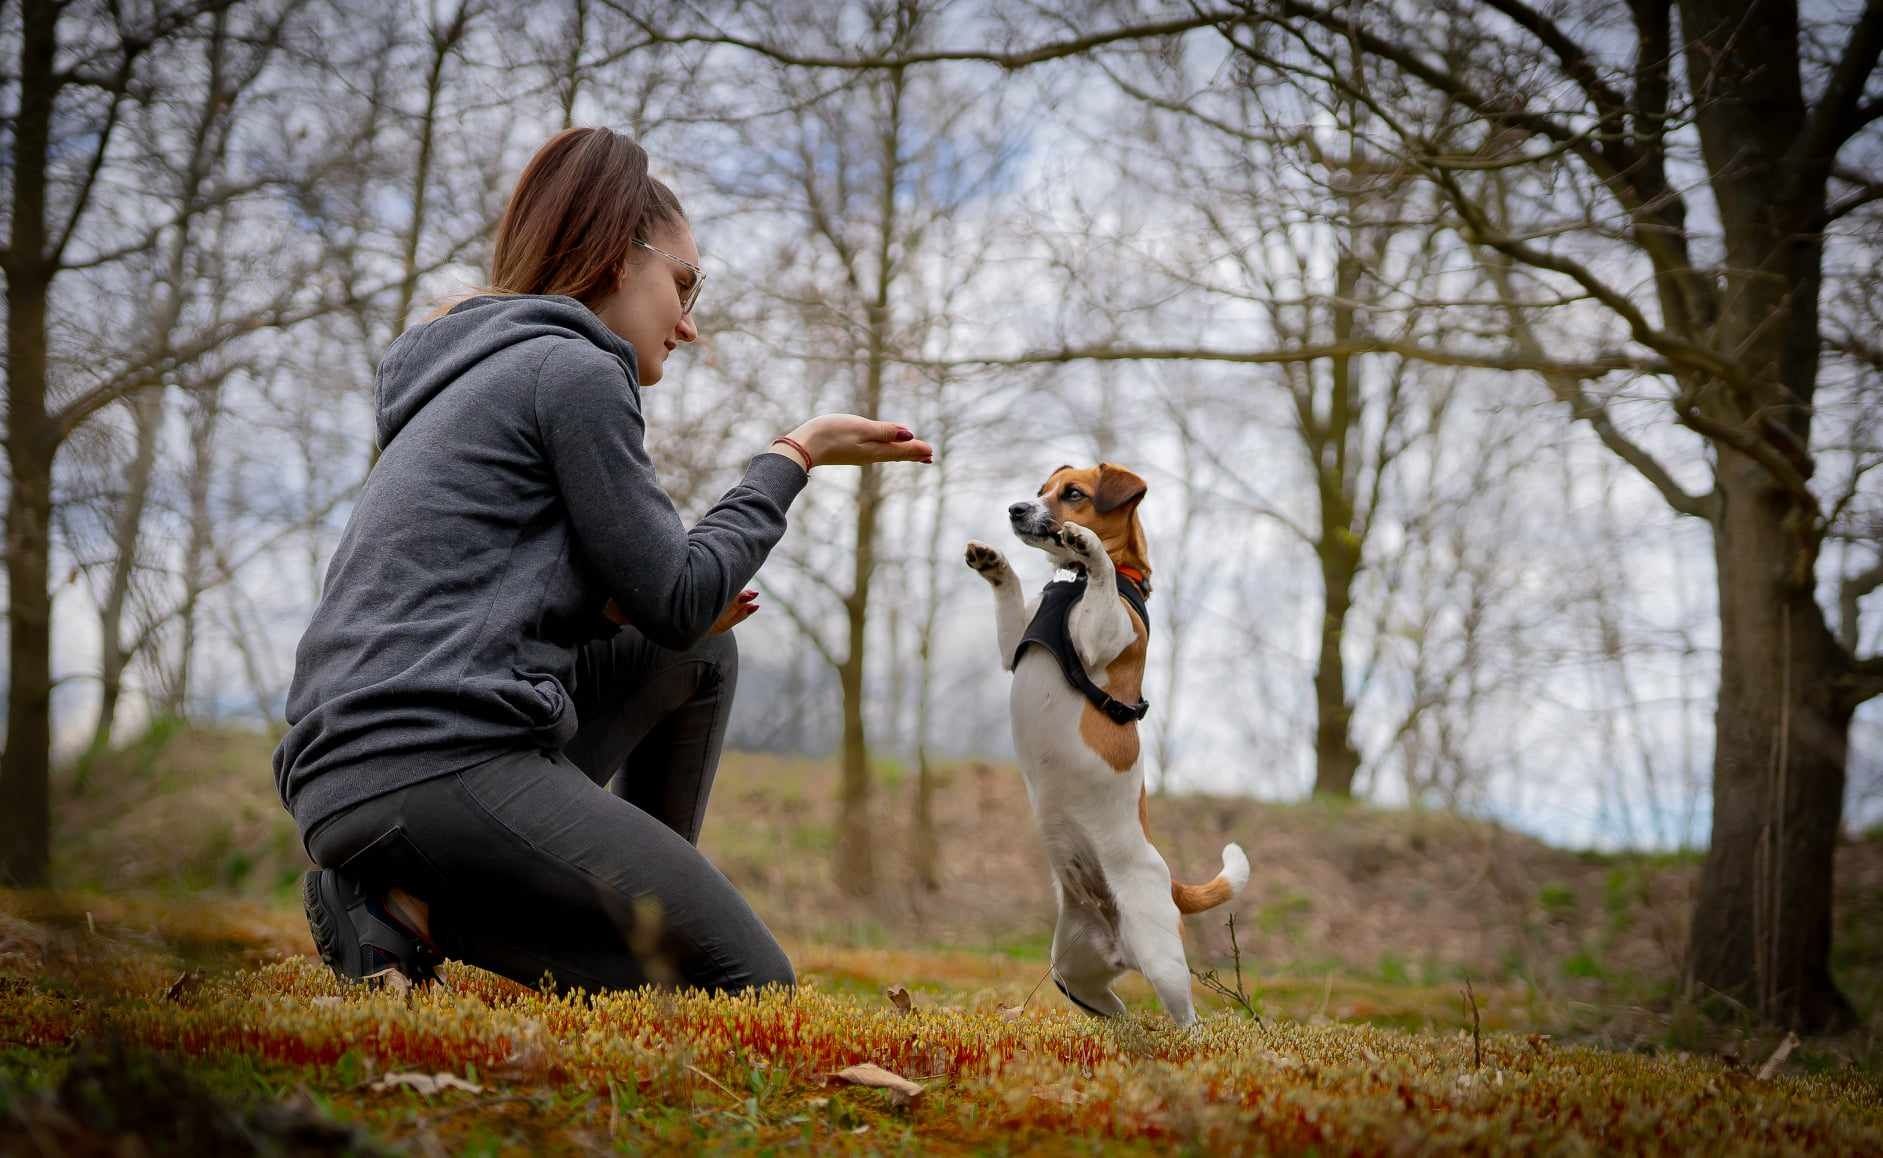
[[1116, 564, 1148, 587]]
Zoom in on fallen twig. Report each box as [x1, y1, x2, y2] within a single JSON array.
[[1756, 1032, 1800, 1081], [1190, 912, 1263, 1023]]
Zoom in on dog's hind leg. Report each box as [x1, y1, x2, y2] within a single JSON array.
[[1115, 874, 1198, 1027], [1050, 904, 1126, 1018]]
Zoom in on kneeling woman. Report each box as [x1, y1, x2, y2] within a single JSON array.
[[273, 127, 931, 995]]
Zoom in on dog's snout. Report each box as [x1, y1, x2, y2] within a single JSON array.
[[1009, 502, 1033, 520]]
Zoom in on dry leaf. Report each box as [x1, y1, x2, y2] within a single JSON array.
[[830, 1063, 924, 1107], [1756, 1032, 1800, 1081], [363, 967, 414, 996], [885, 985, 914, 1014], [494, 1019, 549, 1079], [1031, 1084, 1086, 1106], [370, 1072, 484, 1096]]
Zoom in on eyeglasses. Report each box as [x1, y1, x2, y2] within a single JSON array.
[[633, 238, 705, 316]]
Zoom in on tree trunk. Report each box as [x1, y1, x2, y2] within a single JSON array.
[[171, 386, 226, 718], [85, 387, 166, 761], [1311, 543, 1362, 797], [1, 348, 55, 888], [1688, 456, 1855, 1031], [835, 466, 880, 895], [832, 62, 908, 898], [1674, 0, 1856, 1031], [1, 0, 59, 887], [1310, 250, 1364, 797], [912, 447, 949, 891]]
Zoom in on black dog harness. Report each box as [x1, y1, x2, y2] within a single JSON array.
[[1013, 568, 1152, 725]]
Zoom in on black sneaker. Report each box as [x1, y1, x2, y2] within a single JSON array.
[[303, 868, 442, 989]]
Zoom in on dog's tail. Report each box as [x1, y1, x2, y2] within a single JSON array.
[[1171, 842, 1250, 915]]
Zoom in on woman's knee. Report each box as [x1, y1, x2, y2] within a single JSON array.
[[687, 627, 738, 691], [729, 939, 794, 995]]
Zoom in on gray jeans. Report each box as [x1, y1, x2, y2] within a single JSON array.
[[303, 628, 793, 996]]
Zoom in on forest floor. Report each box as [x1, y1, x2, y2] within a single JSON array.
[[2, 723, 1879, 1153]]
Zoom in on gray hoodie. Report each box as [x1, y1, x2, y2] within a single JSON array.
[[273, 294, 806, 837]]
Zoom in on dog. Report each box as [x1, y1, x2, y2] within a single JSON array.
[[965, 462, 1248, 1027]]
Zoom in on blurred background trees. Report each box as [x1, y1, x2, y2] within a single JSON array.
[[3, 0, 1878, 1030]]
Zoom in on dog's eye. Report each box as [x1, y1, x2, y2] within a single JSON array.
[[1062, 488, 1085, 502]]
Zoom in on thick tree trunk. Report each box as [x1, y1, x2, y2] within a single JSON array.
[[1, 0, 58, 887], [1, 383, 55, 888], [1672, 0, 1858, 1032], [1688, 457, 1854, 1031]]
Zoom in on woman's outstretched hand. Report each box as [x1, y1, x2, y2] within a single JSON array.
[[776, 415, 933, 469]]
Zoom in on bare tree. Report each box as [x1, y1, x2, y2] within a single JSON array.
[[74, 3, 287, 758], [642, 0, 1883, 1027], [0, 0, 358, 885], [688, 0, 1010, 895]]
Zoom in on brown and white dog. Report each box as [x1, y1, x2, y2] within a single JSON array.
[[966, 463, 1248, 1026]]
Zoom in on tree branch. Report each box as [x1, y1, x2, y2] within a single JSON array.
[[1828, 171, 1883, 220], [900, 339, 1662, 379], [1840, 557, 1883, 656], [53, 285, 347, 442], [1478, 241, 1717, 520], [1478, 0, 1630, 121], [1839, 653, 1883, 710], [613, 5, 1240, 70], [49, 57, 134, 266], [1790, 0, 1883, 195]]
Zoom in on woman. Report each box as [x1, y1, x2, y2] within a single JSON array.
[[273, 127, 932, 996]]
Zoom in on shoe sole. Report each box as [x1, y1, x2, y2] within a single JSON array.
[[304, 868, 440, 990], [304, 869, 354, 982]]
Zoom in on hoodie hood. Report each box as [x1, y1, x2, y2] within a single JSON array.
[[374, 295, 641, 450]]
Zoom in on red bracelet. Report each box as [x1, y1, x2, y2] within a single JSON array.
[[772, 435, 814, 471]]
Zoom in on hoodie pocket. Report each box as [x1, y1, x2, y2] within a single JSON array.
[[459, 670, 580, 750]]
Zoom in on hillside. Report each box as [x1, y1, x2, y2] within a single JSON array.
[[46, 723, 1883, 1038]]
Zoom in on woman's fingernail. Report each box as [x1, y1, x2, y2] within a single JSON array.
[[921, 455, 933, 464], [894, 427, 914, 441]]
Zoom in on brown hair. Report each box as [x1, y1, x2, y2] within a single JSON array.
[[428, 127, 685, 319]]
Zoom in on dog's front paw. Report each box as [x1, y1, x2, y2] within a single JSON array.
[[965, 541, 1011, 583], [1060, 521, 1103, 563]]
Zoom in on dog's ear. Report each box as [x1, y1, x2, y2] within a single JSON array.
[[1094, 464, 1148, 514]]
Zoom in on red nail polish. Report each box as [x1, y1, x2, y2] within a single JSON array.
[[894, 427, 914, 441]]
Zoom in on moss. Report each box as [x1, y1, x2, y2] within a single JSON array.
[[1562, 950, 1606, 981], [1537, 883, 1578, 919]]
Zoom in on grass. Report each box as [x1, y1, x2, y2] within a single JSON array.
[[9, 723, 1883, 1150], [3, 888, 1881, 1154]]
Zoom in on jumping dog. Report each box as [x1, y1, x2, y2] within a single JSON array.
[[966, 462, 1248, 1026]]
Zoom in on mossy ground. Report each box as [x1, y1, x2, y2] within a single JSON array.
[[6, 725, 1880, 1152], [2, 887, 1879, 1155]]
